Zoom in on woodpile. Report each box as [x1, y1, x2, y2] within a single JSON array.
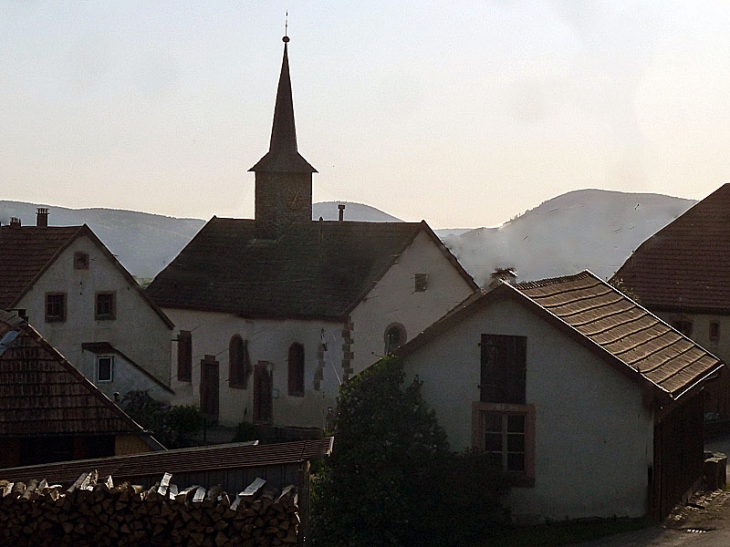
[[0, 471, 300, 547]]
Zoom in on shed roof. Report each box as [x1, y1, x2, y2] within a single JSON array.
[[0, 437, 334, 485], [0, 310, 152, 437], [400, 271, 724, 402], [614, 183, 730, 313], [146, 218, 476, 320], [0, 224, 173, 328]]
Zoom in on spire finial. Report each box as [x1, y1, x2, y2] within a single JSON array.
[[283, 11, 289, 43]]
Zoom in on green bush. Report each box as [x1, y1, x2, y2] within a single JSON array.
[[121, 391, 204, 448], [311, 356, 508, 547]]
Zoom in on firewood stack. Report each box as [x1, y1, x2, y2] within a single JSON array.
[[0, 472, 300, 547]]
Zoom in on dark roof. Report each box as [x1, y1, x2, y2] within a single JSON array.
[[147, 219, 476, 321], [0, 310, 151, 437], [399, 271, 723, 402], [0, 225, 82, 309], [614, 183, 730, 313], [0, 224, 174, 329], [250, 40, 316, 174], [0, 437, 334, 485], [81, 342, 175, 395]]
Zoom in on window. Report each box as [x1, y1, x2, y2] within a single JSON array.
[[229, 335, 252, 389], [74, 251, 89, 270], [45, 293, 66, 323], [384, 323, 406, 354], [288, 343, 305, 396], [671, 319, 693, 337], [414, 273, 429, 292], [480, 334, 526, 404], [177, 330, 192, 382], [710, 322, 720, 342], [97, 356, 114, 383], [473, 402, 535, 484], [95, 292, 116, 320]]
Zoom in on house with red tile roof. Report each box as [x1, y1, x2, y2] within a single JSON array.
[[146, 37, 477, 431], [395, 271, 723, 521], [0, 309, 162, 469], [0, 212, 175, 402], [613, 183, 730, 418]]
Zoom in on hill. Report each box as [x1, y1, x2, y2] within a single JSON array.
[[1, 190, 695, 283], [441, 189, 695, 286]]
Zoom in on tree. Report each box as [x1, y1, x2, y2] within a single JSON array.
[[311, 356, 507, 547]]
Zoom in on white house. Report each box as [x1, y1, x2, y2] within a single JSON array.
[[396, 270, 724, 521], [0, 211, 175, 402], [146, 36, 477, 431]]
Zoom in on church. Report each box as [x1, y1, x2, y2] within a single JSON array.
[[146, 35, 477, 432]]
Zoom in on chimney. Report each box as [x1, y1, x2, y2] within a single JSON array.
[[9, 217, 21, 227], [338, 204, 346, 222], [36, 208, 49, 227]]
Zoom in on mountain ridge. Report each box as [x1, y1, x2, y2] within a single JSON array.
[[1, 189, 695, 283]]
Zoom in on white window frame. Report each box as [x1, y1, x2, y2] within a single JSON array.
[[97, 355, 114, 383]]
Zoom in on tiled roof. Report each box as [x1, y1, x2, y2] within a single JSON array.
[[400, 271, 723, 401], [0, 437, 334, 485], [0, 224, 174, 328], [0, 225, 82, 309], [614, 183, 730, 313], [0, 310, 149, 437], [147, 219, 476, 320]]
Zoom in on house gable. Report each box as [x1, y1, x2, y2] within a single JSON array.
[[401, 295, 653, 520], [15, 231, 173, 387], [349, 228, 477, 375]]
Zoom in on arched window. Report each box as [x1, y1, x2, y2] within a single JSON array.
[[384, 323, 406, 354], [229, 335, 251, 389], [288, 343, 305, 397]]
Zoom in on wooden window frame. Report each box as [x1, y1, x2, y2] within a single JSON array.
[[288, 343, 305, 397], [73, 251, 90, 270], [229, 335, 251, 389], [472, 402, 535, 487], [414, 273, 429, 292], [177, 330, 192, 382], [95, 291, 116, 321], [45, 292, 67, 323], [96, 355, 114, 383], [710, 321, 720, 342], [480, 334, 527, 405]]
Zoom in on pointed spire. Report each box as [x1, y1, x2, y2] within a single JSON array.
[[250, 35, 317, 174]]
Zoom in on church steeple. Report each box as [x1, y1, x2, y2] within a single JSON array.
[[250, 35, 316, 240], [250, 36, 316, 174]]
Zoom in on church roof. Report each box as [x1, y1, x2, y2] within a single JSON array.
[[614, 183, 730, 313], [250, 39, 316, 174], [146, 219, 475, 321]]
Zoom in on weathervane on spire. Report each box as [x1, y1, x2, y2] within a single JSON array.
[[283, 11, 289, 43]]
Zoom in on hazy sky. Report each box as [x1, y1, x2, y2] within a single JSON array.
[[3, 1, 730, 228]]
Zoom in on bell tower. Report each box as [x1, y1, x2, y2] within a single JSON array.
[[249, 35, 317, 240]]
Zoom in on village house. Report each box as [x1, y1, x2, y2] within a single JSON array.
[[613, 183, 730, 419], [0, 309, 162, 469], [395, 271, 723, 520], [0, 211, 175, 402], [145, 36, 478, 431]]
